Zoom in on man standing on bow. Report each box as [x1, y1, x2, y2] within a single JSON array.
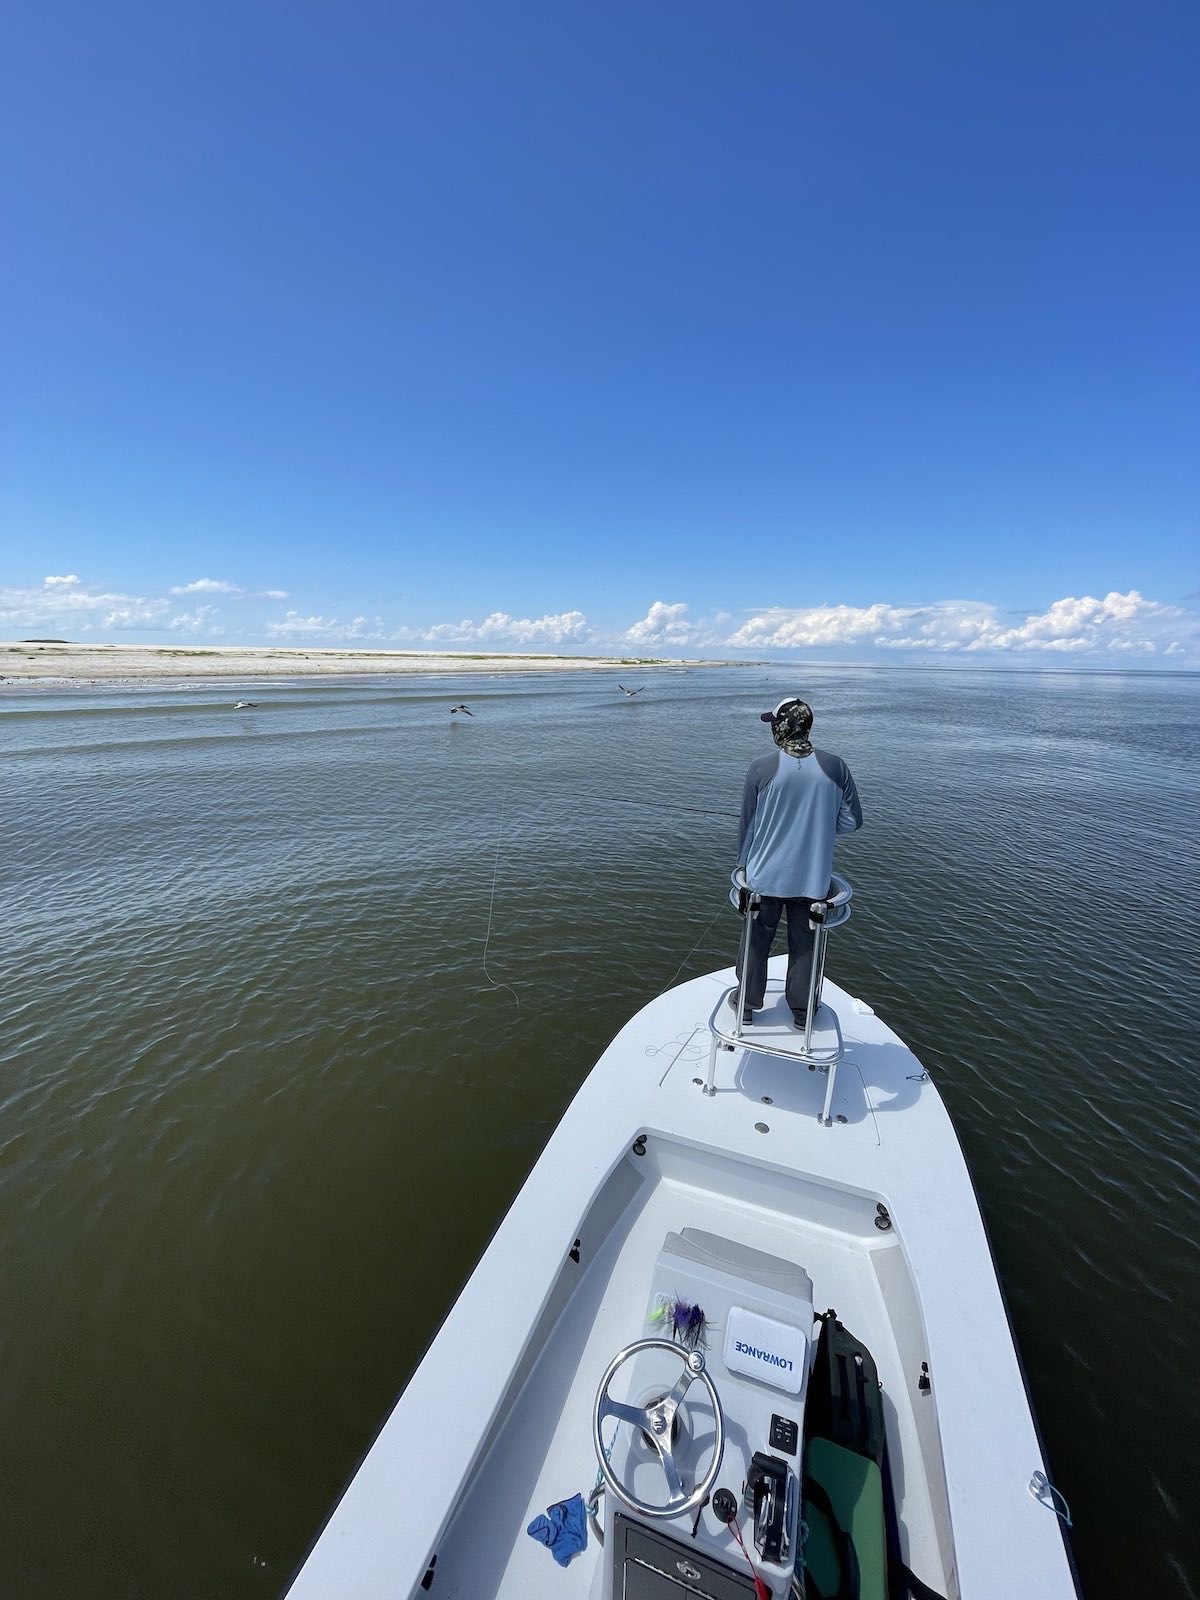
[[733, 697, 863, 1028]]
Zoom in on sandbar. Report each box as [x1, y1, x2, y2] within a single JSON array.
[[0, 641, 754, 685]]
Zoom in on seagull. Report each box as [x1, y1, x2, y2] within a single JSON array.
[[450, 703, 473, 716], [617, 684, 646, 698], [233, 700, 258, 710]]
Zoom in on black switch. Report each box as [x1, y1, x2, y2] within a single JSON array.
[[769, 1413, 798, 1455], [712, 1488, 738, 1523]]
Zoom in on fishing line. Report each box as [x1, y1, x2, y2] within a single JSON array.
[[581, 793, 735, 986], [579, 793, 737, 821], [476, 788, 737, 1012], [662, 899, 731, 992], [480, 793, 521, 1011]]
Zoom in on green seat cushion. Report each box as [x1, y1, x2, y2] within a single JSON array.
[[802, 1436, 887, 1600]]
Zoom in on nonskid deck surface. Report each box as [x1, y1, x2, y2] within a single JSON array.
[[661, 971, 929, 1111], [431, 1163, 945, 1598], [710, 984, 847, 1052], [663, 1026, 882, 1143]]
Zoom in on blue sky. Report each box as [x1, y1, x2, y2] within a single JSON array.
[[2, 0, 1196, 662]]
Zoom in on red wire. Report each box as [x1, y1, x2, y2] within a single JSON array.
[[723, 1514, 772, 1600]]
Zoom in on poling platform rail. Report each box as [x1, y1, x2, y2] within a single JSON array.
[[704, 870, 853, 1125]]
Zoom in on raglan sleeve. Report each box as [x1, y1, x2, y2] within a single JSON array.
[[737, 763, 761, 864], [836, 761, 863, 834]]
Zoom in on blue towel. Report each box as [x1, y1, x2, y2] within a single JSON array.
[[526, 1493, 588, 1566]]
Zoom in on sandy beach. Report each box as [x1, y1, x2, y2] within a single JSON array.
[[0, 641, 752, 685]]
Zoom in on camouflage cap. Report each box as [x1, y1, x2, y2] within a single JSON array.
[[761, 696, 814, 756], [759, 696, 813, 731]]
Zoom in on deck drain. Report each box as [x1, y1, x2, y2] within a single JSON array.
[[760, 1095, 773, 1105], [754, 1121, 770, 1134]]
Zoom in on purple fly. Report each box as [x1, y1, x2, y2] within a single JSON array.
[[648, 1294, 707, 1349], [670, 1299, 706, 1350]]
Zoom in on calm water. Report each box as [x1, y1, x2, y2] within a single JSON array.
[[2, 666, 1197, 1599]]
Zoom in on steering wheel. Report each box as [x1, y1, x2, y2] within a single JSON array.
[[592, 1338, 725, 1520]]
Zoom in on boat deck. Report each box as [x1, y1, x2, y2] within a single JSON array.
[[431, 1150, 947, 1597]]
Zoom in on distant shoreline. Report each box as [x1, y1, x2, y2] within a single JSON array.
[[2, 642, 1190, 686], [0, 641, 757, 685]]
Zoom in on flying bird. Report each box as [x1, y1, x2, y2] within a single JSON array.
[[450, 703, 473, 716], [617, 684, 646, 697], [233, 700, 259, 710]]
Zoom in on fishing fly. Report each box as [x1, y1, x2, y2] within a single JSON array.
[[648, 1293, 707, 1350]]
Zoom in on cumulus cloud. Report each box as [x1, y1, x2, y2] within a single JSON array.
[[101, 603, 172, 630], [264, 610, 385, 641], [261, 589, 289, 600], [974, 590, 1177, 653], [0, 577, 169, 629], [726, 591, 1195, 659], [728, 602, 918, 650], [422, 610, 591, 647], [625, 601, 695, 645], [169, 578, 243, 596], [169, 604, 220, 633], [622, 600, 728, 650]]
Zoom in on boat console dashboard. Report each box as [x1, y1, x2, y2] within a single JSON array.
[[594, 1228, 815, 1599]]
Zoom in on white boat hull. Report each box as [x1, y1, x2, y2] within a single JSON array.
[[286, 960, 1078, 1599]]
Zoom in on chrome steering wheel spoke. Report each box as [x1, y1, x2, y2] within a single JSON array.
[[657, 1447, 685, 1503], [591, 1338, 725, 1521], [597, 1395, 651, 1431], [664, 1364, 697, 1411]]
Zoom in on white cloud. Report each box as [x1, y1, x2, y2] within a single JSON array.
[[422, 610, 591, 647], [2, 571, 1192, 663], [0, 577, 169, 629], [625, 601, 695, 645], [621, 600, 729, 650], [264, 610, 385, 641], [169, 578, 243, 596], [101, 603, 172, 630], [727, 603, 917, 650], [726, 591, 1196, 659], [974, 590, 1176, 652], [169, 604, 220, 633]]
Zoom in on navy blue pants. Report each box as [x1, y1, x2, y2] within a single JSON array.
[[736, 896, 821, 1019]]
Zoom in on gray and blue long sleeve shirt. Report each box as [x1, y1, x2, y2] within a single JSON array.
[[738, 747, 863, 899]]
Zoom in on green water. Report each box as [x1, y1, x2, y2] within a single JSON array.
[[2, 666, 1197, 1598]]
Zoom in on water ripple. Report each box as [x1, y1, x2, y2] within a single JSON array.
[[1, 667, 1197, 1597]]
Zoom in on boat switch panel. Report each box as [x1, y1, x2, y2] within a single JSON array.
[[768, 1413, 799, 1455]]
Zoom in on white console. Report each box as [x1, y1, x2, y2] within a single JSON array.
[[596, 1229, 815, 1599]]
